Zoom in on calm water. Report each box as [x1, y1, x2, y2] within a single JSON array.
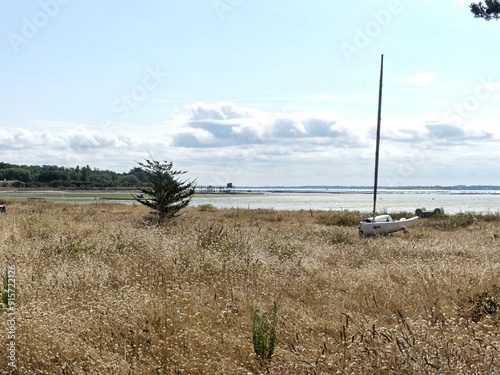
[[192, 189, 500, 214], [1, 189, 499, 214]]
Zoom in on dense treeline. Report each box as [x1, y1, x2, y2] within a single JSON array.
[[0, 162, 150, 188]]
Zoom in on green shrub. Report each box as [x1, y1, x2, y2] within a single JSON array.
[[267, 238, 302, 260], [476, 211, 500, 222], [252, 302, 278, 361], [198, 204, 217, 212], [316, 211, 362, 227], [53, 235, 95, 254], [472, 291, 499, 321], [1, 269, 9, 309], [428, 212, 500, 231], [470, 291, 500, 322], [327, 230, 353, 245], [430, 212, 477, 231]]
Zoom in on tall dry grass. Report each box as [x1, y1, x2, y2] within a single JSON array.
[[0, 202, 499, 374]]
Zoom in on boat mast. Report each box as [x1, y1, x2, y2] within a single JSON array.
[[372, 54, 384, 220]]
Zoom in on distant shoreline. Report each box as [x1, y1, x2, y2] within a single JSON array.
[[236, 185, 500, 191], [3, 185, 500, 194]]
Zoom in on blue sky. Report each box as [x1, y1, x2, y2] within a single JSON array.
[[1, 0, 499, 186]]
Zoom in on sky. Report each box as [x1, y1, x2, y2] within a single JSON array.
[[1, 0, 499, 187]]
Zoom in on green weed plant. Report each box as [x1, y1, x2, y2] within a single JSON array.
[[253, 302, 278, 361]]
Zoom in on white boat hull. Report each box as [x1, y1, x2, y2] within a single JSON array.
[[358, 214, 418, 236]]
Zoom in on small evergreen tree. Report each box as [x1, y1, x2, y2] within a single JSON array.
[[470, 0, 500, 20], [134, 158, 196, 223]]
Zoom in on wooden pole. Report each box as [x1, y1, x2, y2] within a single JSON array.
[[372, 54, 384, 220]]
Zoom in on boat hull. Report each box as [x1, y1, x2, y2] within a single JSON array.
[[358, 215, 418, 236]]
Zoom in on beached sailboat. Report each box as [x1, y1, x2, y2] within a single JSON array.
[[358, 55, 418, 236], [358, 213, 419, 236]]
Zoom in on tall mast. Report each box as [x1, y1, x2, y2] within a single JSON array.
[[372, 54, 384, 220]]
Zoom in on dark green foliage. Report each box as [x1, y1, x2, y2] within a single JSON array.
[[1, 269, 9, 308], [427, 212, 499, 231], [128, 167, 150, 183], [37, 170, 68, 183], [0, 162, 152, 188], [316, 211, 362, 226], [0, 167, 31, 181], [134, 158, 196, 223], [327, 230, 353, 245], [252, 302, 278, 361], [470, 0, 500, 20], [472, 291, 499, 321]]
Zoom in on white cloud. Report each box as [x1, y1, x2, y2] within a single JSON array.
[[0, 125, 141, 171], [1, 101, 499, 185], [188, 101, 257, 121], [0, 129, 15, 144], [173, 102, 363, 148], [403, 72, 439, 87]]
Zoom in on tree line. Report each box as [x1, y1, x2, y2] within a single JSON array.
[[0, 162, 150, 188], [2, 157, 197, 224]]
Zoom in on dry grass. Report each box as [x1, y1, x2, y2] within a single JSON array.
[[0, 202, 499, 374]]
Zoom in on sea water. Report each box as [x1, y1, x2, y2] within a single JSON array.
[[2, 188, 499, 214], [191, 189, 500, 214]]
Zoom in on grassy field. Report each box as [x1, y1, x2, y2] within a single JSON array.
[[0, 202, 499, 374]]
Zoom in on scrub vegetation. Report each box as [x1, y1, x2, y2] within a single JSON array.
[[0, 202, 499, 374]]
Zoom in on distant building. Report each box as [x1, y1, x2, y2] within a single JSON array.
[[2, 179, 25, 187]]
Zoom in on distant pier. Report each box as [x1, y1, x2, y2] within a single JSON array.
[[195, 183, 236, 194]]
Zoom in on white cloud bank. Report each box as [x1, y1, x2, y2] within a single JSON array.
[[172, 101, 364, 149], [0, 125, 144, 170], [1, 102, 499, 186]]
